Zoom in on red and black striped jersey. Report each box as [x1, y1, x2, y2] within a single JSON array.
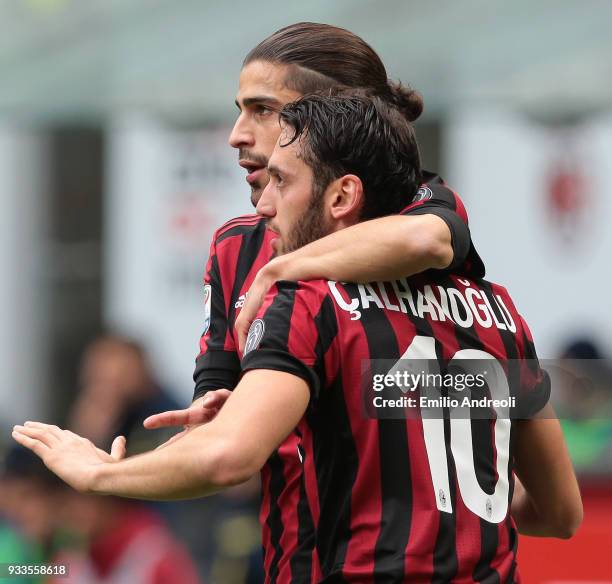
[[193, 172, 481, 399], [193, 174, 484, 583], [242, 275, 549, 583]]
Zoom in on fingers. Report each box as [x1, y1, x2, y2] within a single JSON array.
[[235, 274, 271, 353], [143, 410, 191, 429], [23, 421, 64, 439], [200, 389, 232, 410], [144, 393, 232, 430], [235, 291, 256, 354], [12, 428, 50, 457], [187, 408, 218, 425], [236, 295, 261, 353], [110, 435, 126, 460], [13, 424, 61, 448], [235, 313, 249, 354]]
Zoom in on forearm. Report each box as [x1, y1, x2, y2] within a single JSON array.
[[267, 214, 452, 284], [91, 429, 231, 500], [513, 415, 583, 538], [511, 477, 562, 537]]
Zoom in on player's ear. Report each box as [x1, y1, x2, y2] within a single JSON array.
[[327, 174, 363, 221]]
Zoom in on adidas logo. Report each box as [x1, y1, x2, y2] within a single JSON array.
[[234, 292, 248, 309]]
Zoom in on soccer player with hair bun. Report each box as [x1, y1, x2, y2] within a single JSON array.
[[145, 23, 485, 580], [14, 89, 581, 583]]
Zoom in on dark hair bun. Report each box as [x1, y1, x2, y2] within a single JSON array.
[[386, 80, 424, 122]]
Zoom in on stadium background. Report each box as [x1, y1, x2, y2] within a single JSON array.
[[1, 1, 611, 582]]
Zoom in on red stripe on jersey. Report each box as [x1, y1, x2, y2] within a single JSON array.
[[339, 313, 383, 584], [198, 234, 242, 354], [454, 500, 481, 584], [198, 245, 217, 357], [217, 235, 244, 350], [197, 234, 242, 356], [403, 420, 438, 578], [449, 188, 468, 224]]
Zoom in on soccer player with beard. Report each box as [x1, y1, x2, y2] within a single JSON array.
[[13, 91, 581, 583], [152, 21, 483, 421], [140, 22, 484, 582]]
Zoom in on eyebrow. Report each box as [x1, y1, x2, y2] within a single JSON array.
[[267, 164, 281, 176], [235, 95, 283, 110]]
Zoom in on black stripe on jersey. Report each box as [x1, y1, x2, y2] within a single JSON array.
[[215, 215, 265, 244], [290, 451, 316, 584], [216, 214, 262, 240], [289, 295, 339, 581], [204, 251, 228, 346], [354, 284, 413, 583], [505, 518, 519, 584], [311, 371, 358, 577], [261, 283, 298, 584], [267, 451, 286, 584], [193, 251, 240, 398], [227, 221, 268, 329], [312, 295, 339, 396]]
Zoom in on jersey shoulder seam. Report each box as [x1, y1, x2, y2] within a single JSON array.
[[215, 213, 265, 241]]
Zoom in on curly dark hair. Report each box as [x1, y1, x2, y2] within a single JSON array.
[[278, 90, 422, 220]]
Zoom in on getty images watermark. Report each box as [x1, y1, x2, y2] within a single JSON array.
[[361, 358, 610, 420], [371, 367, 506, 408]]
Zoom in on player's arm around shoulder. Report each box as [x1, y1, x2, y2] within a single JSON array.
[[235, 216, 453, 352], [234, 182, 472, 348]]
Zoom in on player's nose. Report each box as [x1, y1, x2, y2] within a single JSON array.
[[229, 114, 254, 149], [256, 183, 276, 218]]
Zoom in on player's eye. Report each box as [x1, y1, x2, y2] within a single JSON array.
[[255, 105, 274, 117]]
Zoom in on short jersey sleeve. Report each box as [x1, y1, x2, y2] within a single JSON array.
[[192, 229, 241, 400], [514, 314, 551, 418], [240, 281, 340, 400], [400, 175, 486, 277]]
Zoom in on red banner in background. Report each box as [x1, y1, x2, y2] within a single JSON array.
[[519, 484, 612, 583]]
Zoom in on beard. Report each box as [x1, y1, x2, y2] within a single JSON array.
[[280, 184, 331, 254], [239, 148, 269, 208], [250, 179, 267, 207]]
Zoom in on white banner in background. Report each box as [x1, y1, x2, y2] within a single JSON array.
[[0, 126, 48, 425], [446, 109, 612, 357], [105, 114, 247, 402]]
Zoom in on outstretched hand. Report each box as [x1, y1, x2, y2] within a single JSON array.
[[12, 422, 126, 493]]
